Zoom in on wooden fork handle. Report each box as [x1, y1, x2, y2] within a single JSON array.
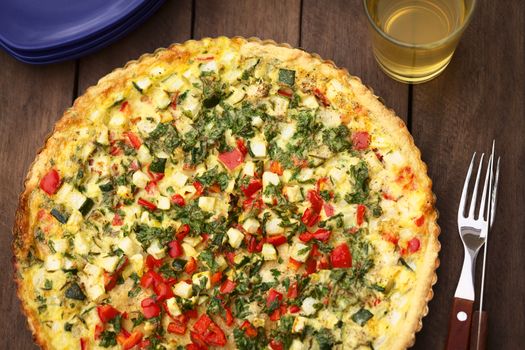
[[445, 297, 474, 350], [469, 310, 488, 350]]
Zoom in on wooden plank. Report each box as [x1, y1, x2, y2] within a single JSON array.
[[78, 0, 193, 95], [194, 0, 301, 46], [301, 0, 409, 122], [411, 1, 525, 348], [0, 53, 75, 349]]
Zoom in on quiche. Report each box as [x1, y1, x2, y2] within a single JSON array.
[[13, 37, 439, 350]]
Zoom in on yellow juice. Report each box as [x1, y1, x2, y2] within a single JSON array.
[[365, 0, 474, 83]]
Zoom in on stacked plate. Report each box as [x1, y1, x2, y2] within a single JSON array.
[[0, 0, 165, 64]]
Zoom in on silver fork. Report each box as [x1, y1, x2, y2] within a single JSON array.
[[445, 146, 496, 350]]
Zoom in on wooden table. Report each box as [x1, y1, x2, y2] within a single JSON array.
[[1, 1, 523, 349]]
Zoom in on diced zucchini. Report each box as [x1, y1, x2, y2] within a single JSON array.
[[172, 259, 187, 272], [265, 218, 284, 235], [65, 282, 86, 301], [351, 308, 374, 326], [166, 298, 182, 316], [278, 68, 296, 86], [198, 196, 216, 212], [173, 281, 193, 298], [79, 198, 94, 216], [44, 254, 62, 271], [99, 182, 114, 192], [242, 218, 260, 234], [301, 297, 319, 316], [192, 271, 211, 289], [149, 157, 167, 173], [290, 242, 310, 262], [262, 243, 277, 261], [172, 172, 189, 187], [262, 171, 280, 187], [50, 208, 69, 224], [132, 170, 150, 189], [133, 77, 152, 93], [68, 190, 87, 210], [250, 138, 267, 157], [157, 196, 170, 210]]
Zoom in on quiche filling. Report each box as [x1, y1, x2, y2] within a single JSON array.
[[15, 39, 432, 350]]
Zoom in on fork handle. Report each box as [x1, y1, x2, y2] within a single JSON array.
[[469, 310, 488, 350], [445, 297, 474, 350]]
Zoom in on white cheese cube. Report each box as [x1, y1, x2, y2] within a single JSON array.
[[172, 172, 188, 188], [284, 185, 302, 203], [272, 96, 289, 116], [302, 95, 319, 109], [147, 240, 166, 259], [157, 196, 171, 210], [250, 138, 267, 157], [251, 116, 263, 127], [109, 113, 127, 128], [262, 243, 277, 261], [301, 297, 319, 316], [192, 271, 211, 289], [132, 170, 150, 189], [263, 171, 280, 187], [99, 255, 119, 273], [84, 283, 105, 302], [74, 234, 90, 255], [242, 218, 260, 234], [198, 196, 216, 212], [117, 236, 140, 256], [44, 254, 62, 271], [290, 242, 311, 262], [52, 239, 68, 254], [134, 77, 152, 92], [227, 228, 244, 249], [173, 281, 193, 298], [166, 297, 182, 316], [137, 118, 159, 134], [182, 243, 198, 257], [137, 145, 152, 164], [200, 60, 218, 72], [63, 258, 76, 270], [55, 183, 73, 204], [66, 210, 83, 233], [297, 168, 314, 182], [150, 66, 165, 77], [163, 74, 185, 92], [265, 218, 284, 235], [242, 161, 256, 177], [97, 127, 109, 145], [68, 190, 87, 210]]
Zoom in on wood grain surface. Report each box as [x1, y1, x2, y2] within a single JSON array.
[[1, 0, 523, 349]]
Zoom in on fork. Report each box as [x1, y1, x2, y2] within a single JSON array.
[[445, 149, 495, 350]]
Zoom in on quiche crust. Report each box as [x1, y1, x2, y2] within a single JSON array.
[[13, 37, 440, 350]]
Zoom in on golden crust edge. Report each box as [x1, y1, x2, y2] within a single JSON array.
[[12, 36, 440, 350]]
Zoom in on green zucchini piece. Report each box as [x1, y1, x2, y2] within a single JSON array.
[[172, 259, 187, 272], [99, 182, 114, 192], [79, 198, 94, 216], [351, 308, 373, 326], [65, 282, 86, 301], [150, 157, 167, 173], [50, 208, 69, 224], [278, 68, 295, 86]]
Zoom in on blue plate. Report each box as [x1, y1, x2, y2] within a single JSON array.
[[0, 0, 148, 52], [0, 0, 165, 64]]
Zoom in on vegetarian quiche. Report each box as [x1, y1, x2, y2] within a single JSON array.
[[13, 37, 439, 350]]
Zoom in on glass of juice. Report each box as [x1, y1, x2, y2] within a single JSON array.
[[363, 0, 477, 83]]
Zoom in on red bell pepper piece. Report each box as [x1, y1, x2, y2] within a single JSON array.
[[240, 320, 258, 337], [330, 243, 352, 268], [269, 340, 284, 350], [80, 338, 87, 350], [289, 305, 301, 314], [223, 305, 234, 326], [277, 87, 293, 98], [307, 190, 324, 212], [218, 148, 245, 170], [193, 314, 227, 346], [141, 297, 161, 318], [154, 282, 174, 301], [301, 208, 320, 227], [210, 271, 223, 285], [237, 139, 248, 156], [120, 330, 143, 350], [266, 289, 283, 308], [176, 224, 190, 241], [39, 169, 61, 195], [313, 88, 330, 106], [167, 315, 188, 335], [219, 279, 236, 294], [241, 178, 263, 197], [312, 228, 331, 242], [323, 203, 335, 217], [287, 281, 299, 299], [266, 235, 287, 247], [138, 197, 157, 211], [415, 215, 425, 227], [352, 131, 370, 150], [145, 255, 163, 270], [119, 101, 130, 113], [168, 240, 183, 258], [407, 237, 421, 253], [171, 194, 186, 207], [270, 161, 284, 175], [288, 257, 302, 271], [193, 181, 204, 197], [184, 309, 199, 319], [94, 323, 104, 340], [356, 204, 366, 226], [305, 257, 317, 275], [185, 257, 197, 275], [104, 257, 129, 291], [124, 131, 142, 150], [97, 305, 120, 323], [112, 213, 123, 226]]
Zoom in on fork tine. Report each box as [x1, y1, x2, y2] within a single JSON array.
[[459, 153, 476, 218], [468, 153, 485, 218], [477, 153, 493, 220], [490, 156, 501, 227]]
